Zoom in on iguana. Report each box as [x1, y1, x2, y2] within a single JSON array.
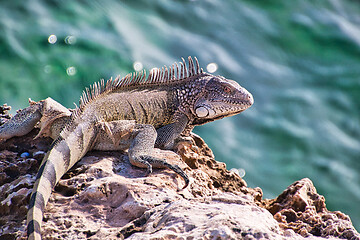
[[0, 57, 253, 240]]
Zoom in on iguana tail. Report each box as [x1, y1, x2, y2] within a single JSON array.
[[27, 121, 97, 240]]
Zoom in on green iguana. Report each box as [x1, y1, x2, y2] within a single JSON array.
[[0, 57, 253, 240]]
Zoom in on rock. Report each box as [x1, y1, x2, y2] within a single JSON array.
[[266, 178, 359, 239], [0, 103, 12, 126], [0, 129, 359, 240], [126, 195, 282, 240]]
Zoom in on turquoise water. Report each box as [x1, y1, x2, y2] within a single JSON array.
[[1, 0, 359, 230]]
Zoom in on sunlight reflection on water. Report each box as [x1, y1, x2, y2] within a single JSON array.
[[48, 34, 57, 44], [66, 66, 77, 76], [65, 35, 77, 45], [133, 61, 143, 71], [44, 65, 52, 74], [206, 63, 218, 73], [230, 168, 246, 178]]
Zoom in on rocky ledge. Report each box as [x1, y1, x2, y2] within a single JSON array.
[[0, 105, 359, 240]]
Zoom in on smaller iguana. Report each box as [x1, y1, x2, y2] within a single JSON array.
[[0, 57, 253, 240]]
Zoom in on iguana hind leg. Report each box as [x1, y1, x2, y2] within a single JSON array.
[[93, 120, 136, 151]]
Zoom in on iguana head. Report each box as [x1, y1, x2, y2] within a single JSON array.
[[188, 73, 253, 125]]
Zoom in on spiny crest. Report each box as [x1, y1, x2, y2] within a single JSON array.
[[75, 56, 203, 117], [115, 56, 203, 89]]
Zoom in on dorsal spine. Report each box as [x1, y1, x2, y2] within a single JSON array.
[[75, 56, 204, 119]]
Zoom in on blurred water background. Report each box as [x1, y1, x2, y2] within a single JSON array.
[[0, 0, 359, 230]]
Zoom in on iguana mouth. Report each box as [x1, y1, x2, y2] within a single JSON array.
[[191, 109, 246, 126]]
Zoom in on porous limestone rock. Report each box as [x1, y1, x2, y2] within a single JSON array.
[[0, 125, 359, 239], [0, 103, 11, 125], [266, 178, 359, 239]]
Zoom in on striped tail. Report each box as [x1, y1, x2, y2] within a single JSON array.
[[27, 121, 97, 240]]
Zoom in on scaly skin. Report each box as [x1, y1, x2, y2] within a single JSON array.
[[0, 57, 253, 240]]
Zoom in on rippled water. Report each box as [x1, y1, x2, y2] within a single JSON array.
[[0, 0, 359, 229]]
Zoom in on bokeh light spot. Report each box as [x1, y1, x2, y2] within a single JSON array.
[[65, 35, 77, 45], [206, 63, 218, 73], [66, 66, 77, 76], [150, 68, 159, 74], [230, 168, 246, 178], [48, 34, 57, 44], [44, 65, 52, 74], [133, 61, 143, 71]]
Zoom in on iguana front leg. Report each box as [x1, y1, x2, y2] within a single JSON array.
[[129, 124, 189, 189], [95, 120, 189, 189]]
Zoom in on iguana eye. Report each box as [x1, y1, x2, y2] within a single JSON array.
[[223, 86, 232, 94]]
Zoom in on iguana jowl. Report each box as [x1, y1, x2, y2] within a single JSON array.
[[0, 57, 253, 240]]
